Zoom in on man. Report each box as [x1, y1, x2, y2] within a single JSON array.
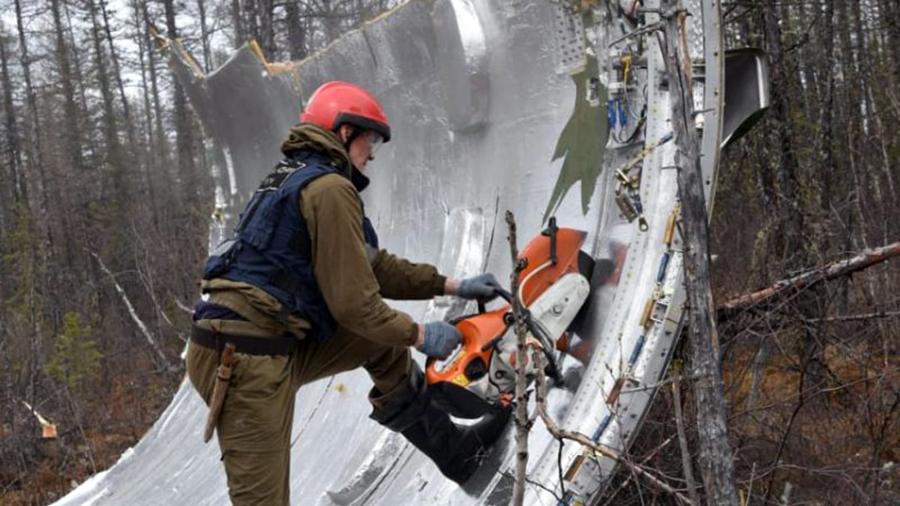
[[186, 81, 510, 505]]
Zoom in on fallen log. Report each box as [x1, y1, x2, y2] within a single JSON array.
[[719, 241, 900, 317]]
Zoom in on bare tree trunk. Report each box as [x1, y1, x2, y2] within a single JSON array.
[[100, 0, 137, 147], [49, 0, 83, 277], [259, 0, 276, 57], [321, 0, 341, 42], [794, 0, 819, 122], [243, 0, 260, 44], [88, 0, 124, 174], [13, 0, 50, 424], [50, 0, 83, 173], [162, 0, 196, 194], [817, 0, 835, 221], [762, 0, 802, 263], [62, 0, 99, 164], [0, 25, 24, 205], [661, 2, 738, 504], [835, 0, 872, 284], [14, 0, 42, 177], [196, 0, 213, 72], [231, 0, 245, 48], [132, 0, 159, 215], [141, 0, 168, 169], [881, 0, 900, 81], [285, 0, 308, 61]]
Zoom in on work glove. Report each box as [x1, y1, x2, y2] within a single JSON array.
[[419, 321, 462, 360], [456, 273, 502, 302]]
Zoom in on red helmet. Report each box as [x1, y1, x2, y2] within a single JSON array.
[[300, 81, 391, 142]]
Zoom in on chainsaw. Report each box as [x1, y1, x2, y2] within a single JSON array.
[[426, 219, 596, 419]]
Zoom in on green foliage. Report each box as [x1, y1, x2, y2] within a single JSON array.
[[2, 203, 36, 317], [47, 312, 102, 390]]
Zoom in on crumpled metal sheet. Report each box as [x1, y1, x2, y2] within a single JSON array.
[[55, 0, 726, 504]]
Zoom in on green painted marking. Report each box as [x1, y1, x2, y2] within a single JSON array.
[[544, 49, 608, 222]]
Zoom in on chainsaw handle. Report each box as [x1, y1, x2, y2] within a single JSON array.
[[424, 320, 469, 384], [425, 356, 439, 378], [425, 352, 464, 385], [476, 287, 512, 314], [495, 288, 513, 303]]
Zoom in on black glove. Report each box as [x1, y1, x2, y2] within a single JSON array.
[[456, 273, 502, 302], [419, 321, 462, 359]]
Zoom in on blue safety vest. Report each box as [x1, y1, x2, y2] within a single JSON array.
[[203, 152, 379, 340]]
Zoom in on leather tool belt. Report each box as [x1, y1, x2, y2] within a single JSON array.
[[191, 325, 299, 356]]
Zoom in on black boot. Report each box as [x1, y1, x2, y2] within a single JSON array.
[[370, 363, 511, 484]]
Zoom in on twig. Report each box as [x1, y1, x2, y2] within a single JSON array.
[[600, 435, 678, 506], [63, 385, 96, 474], [556, 438, 567, 499], [745, 462, 757, 506], [499, 470, 563, 502], [671, 361, 701, 505], [761, 346, 813, 504], [506, 210, 531, 506], [530, 347, 693, 505]]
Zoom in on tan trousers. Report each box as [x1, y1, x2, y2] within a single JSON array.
[[186, 319, 411, 505]]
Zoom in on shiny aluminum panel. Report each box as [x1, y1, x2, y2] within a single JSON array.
[[55, 0, 724, 504]]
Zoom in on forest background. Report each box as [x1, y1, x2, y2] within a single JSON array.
[[0, 0, 896, 504]]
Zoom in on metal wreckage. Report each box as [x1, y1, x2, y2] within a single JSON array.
[[55, 0, 767, 504]]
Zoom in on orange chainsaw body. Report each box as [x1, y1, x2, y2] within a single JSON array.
[[425, 227, 589, 405], [518, 228, 589, 306]]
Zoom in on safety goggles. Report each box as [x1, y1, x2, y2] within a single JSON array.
[[366, 131, 384, 154]]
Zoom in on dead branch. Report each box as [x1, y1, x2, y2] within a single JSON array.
[[671, 361, 702, 506], [506, 210, 531, 506], [136, 265, 186, 343], [803, 310, 900, 324], [174, 298, 194, 314], [88, 250, 175, 370], [530, 346, 693, 505], [720, 241, 900, 315]]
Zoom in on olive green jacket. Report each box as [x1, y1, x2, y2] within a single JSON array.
[[203, 124, 444, 347]]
